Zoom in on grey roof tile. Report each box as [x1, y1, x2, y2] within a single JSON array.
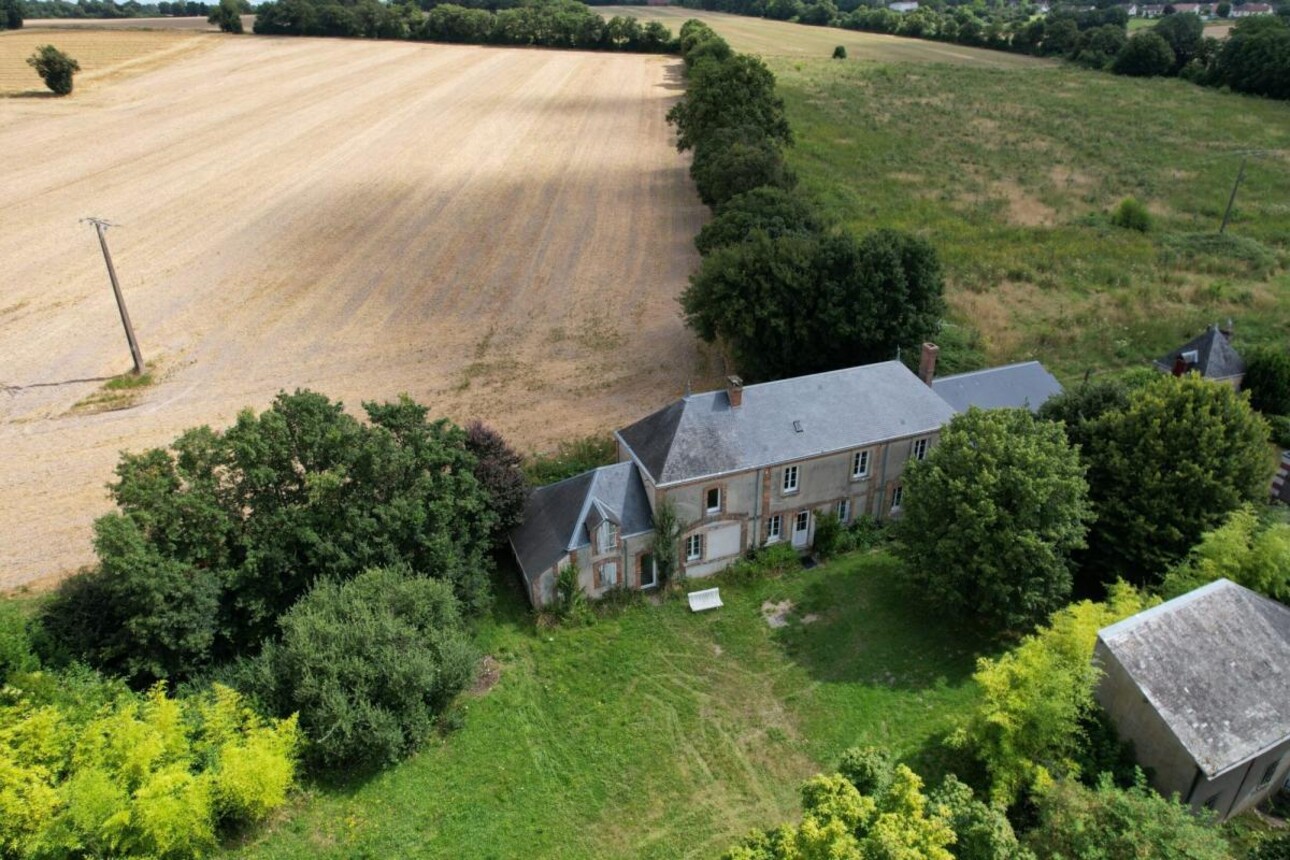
[[932, 361, 1064, 413], [509, 462, 653, 581], [616, 361, 957, 486], [1099, 580, 1290, 777]]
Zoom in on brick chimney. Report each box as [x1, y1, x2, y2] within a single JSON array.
[[726, 375, 743, 408], [918, 343, 939, 386]]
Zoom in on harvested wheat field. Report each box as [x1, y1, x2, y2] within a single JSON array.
[[0, 27, 217, 95], [0, 34, 709, 590]]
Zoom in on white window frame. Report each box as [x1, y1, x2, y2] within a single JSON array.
[[794, 510, 810, 534], [598, 521, 619, 554], [837, 498, 850, 523], [685, 534, 703, 562], [890, 486, 904, 512], [705, 486, 722, 514], [598, 559, 619, 588], [766, 514, 783, 543], [782, 465, 799, 495], [851, 449, 870, 479], [911, 438, 929, 461]]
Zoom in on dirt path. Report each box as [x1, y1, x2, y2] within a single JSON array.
[[0, 35, 710, 590]]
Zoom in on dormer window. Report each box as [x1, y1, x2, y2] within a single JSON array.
[[598, 521, 619, 554]]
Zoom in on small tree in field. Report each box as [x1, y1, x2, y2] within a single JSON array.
[[208, 0, 244, 33], [27, 45, 79, 95], [832, 44, 847, 58], [896, 407, 1093, 633]]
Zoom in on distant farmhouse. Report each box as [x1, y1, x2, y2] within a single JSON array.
[[1154, 322, 1245, 388], [1232, 2, 1274, 15], [888, 1, 920, 11], [1095, 580, 1290, 821], [510, 347, 1063, 607]]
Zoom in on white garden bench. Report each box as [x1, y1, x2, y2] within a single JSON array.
[[687, 587, 723, 613]]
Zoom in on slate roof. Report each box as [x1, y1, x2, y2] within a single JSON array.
[[616, 361, 958, 487], [932, 361, 1063, 414], [1098, 580, 1290, 778], [508, 462, 653, 581], [1154, 325, 1245, 380]]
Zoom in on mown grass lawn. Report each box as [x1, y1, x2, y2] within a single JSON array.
[[228, 551, 989, 860], [770, 58, 1290, 377]]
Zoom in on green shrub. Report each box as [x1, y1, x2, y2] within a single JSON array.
[[1244, 347, 1290, 417], [717, 542, 802, 587], [1110, 196, 1153, 233], [0, 600, 38, 682], [0, 677, 297, 859], [1269, 414, 1290, 448], [832, 44, 847, 58], [26, 45, 79, 96], [1251, 833, 1290, 860], [837, 745, 893, 795], [812, 511, 844, 558], [226, 567, 478, 772], [525, 434, 617, 485]]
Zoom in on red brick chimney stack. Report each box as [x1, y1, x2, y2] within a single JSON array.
[[727, 376, 743, 408], [918, 343, 939, 386]]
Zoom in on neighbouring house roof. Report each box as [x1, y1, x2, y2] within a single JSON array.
[[1098, 579, 1290, 778], [1154, 324, 1245, 380], [509, 462, 653, 581], [616, 361, 958, 487], [932, 361, 1063, 414]]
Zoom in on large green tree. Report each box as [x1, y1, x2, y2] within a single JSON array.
[[41, 391, 498, 684], [1056, 373, 1272, 585], [1153, 11, 1203, 71], [1243, 346, 1290, 416], [207, 0, 243, 32], [682, 229, 943, 382], [26, 45, 79, 95], [1160, 505, 1290, 602], [1112, 30, 1175, 76], [689, 127, 796, 208], [896, 407, 1093, 632], [693, 186, 825, 256], [666, 52, 791, 152]]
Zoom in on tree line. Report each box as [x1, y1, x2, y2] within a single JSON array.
[[668, 20, 945, 382], [254, 0, 676, 52], [14, 0, 215, 19], [669, 0, 1290, 102]]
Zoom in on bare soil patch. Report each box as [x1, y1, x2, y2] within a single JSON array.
[[762, 599, 794, 628], [470, 655, 502, 695], [0, 36, 708, 589]]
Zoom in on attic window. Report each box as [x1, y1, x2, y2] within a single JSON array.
[[598, 521, 619, 554], [792, 420, 803, 433]]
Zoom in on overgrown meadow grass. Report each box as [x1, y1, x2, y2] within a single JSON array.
[[771, 58, 1290, 377], [230, 552, 989, 859]]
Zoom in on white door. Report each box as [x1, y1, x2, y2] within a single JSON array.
[[791, 510, 810, 548]]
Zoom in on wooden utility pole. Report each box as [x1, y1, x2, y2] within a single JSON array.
[[1219, 157, 1246, 235], [83, 217, 144, 375]]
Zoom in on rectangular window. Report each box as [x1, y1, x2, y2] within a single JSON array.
[[639, 554, 657, 589], [597, 560, 619, 589], [795, 510, 809, 533], [1259, 758, 1282, 788], [766, 514, 782, 543], [598, 522, 619, 554], [685, 534, 703, 562], [891, 486, 903, 512], [852, 450, 870, 479], [705, 486, 722, 514], [837, 498, 850, 523], [782, 465, 799, 494], [912, 438, 929, 461]]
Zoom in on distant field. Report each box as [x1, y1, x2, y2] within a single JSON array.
[[229, 553, 988, 860], [21, 15, 222, 29], [605, 6, 1049, 66], [0, 34, 707, 589], [768, 57, 1290, 377], [0, 27, 214, 95]]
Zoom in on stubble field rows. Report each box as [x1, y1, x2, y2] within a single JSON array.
[[0, 34, 708, 589]]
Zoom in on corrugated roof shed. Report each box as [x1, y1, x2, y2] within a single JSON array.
[[1098, 580, 1290, 778], [932, 361, 1064, 413], [509, 462, 653, 582], [1154, 325, 1245, 380], [616, 361, 958, 487]]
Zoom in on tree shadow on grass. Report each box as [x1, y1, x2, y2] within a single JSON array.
[[2, 90, 58, 99], [769, 552, 999, 692]]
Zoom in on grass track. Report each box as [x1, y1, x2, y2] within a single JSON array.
[[230, 552, 988, 859]]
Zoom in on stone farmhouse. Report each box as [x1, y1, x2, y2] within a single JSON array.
[[1154, 322, 1245, 388], [1095, 579, 1290, 821], [510, 348, 1062, 608]]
